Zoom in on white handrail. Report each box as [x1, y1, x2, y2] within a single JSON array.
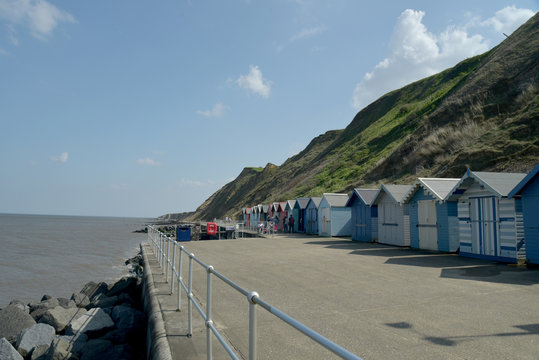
[[147, 225, 362, 360]]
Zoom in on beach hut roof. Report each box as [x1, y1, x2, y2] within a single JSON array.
[[262, 204, 269, 212], [508, 163, 539, 198], [322, 193, 349, 207], [445, 169, 527, 201], [285, 200, 296, 211], [294, 198, 310, 209], [307, 197, 322, 209], [346, 188, 378, 207], [402, 178, 460, 203], [372, 184, 413, 205]]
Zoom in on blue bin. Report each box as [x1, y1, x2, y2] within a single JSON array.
[[176, 226, 191, 242]]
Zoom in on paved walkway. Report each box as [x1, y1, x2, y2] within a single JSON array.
[[142, 234, 539, 360]]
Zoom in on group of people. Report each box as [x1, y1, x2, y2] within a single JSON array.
[[265, 214, 295, 233]]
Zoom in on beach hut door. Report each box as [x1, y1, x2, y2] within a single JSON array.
[[470, 197, 498, 256], [322, 208, 330, 236], [355, 206, 367, 240], [418, 200, 438, 250]]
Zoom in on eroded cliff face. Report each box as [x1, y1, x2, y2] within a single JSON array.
[[179, 13, 539, 221]]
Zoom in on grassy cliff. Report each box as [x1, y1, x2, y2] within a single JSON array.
[[184, 13, 539, 221]]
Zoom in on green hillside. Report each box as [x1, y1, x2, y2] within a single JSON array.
[[184, 13, 539, 221]]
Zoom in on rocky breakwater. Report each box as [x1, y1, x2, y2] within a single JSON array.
[[0, 254, 146, 360]]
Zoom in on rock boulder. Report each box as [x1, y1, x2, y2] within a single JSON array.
[[8, 300, 29, 314], [66, 308, 114, 337], [80, 282, 109, 301], [70, 292, 90, 309], [15, 323, 55, 358], [0, 305, 36, 343], [0, 337, 23, 360], [39, 307, 86, 333], [29, 344, 49, 360], [107, 277, 137, 298]]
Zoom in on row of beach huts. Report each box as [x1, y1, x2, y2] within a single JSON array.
[[241, 164, 539, 265]]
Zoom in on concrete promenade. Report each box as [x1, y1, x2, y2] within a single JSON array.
[[141, 233, 539, 360]]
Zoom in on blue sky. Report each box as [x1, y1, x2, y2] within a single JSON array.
[[0, 1, 536, 218]]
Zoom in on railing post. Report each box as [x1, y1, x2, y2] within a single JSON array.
[[188, 253, 194, 337], [161, 233, 165, 268], [248, 292, 259, 360], [170, 240, 176, 294], [206, 266, 214, 360], [165, 236, 170, 283], [162, 234, 166, 272], [177, 246, 184, 311]]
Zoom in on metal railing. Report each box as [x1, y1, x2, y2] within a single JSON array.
[[147, 225, 362, 360]]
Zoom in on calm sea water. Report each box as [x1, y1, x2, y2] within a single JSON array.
[[0, 214, 151, 308]]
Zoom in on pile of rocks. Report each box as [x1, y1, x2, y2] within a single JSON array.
[[0, 255, 146, 360]]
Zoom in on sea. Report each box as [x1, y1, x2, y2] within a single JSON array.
[[0, 214, 151, 308]]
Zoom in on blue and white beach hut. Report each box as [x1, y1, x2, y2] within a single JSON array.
[[508, 163, 539, 264], [445, 169, 527, 263], [345, 189, 378, 242], [402, 178, 460, 252], [318, 193, 352, 237], [305, 197, 322, 235], [372, 184, 413, 246], [294, 198, 310, 233]]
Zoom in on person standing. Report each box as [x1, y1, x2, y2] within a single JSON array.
[[289, 215, 295, 233]]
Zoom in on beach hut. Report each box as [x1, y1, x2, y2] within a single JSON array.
[[318, 193, 352, 237], [402, 178, 460, 252], [372, 184, 413, 246], [267, 203, 274, 220], [261, 204, 269, 224], [508, 163, 539, 264], [253, 205, 261, 227], [305, 197, 322, 235], [294, 198, 310, 233], [346, 189, 378, 242], [285, 200, 296, 231], [245, 207, 252, 228], [277, 202, 288, 231], [445, 169, 527, 263]]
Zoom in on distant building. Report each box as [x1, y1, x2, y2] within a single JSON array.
[[509, 163, 539, 264], [403, 178, 460, 252], [305, 197, 322, 235], [446, 169, 527, 263], [318, 193, 352, 237], [346, 189, 378, 242], [372, 184, 413, 246]]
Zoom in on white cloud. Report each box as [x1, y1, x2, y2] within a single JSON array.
[[180, 178, 204, 187], [352, 9, 492, 110], [51, 151, 68, 163], [197, 101, 228, 118], [290, 25, 327, 42], [0, 0, 76, 40], [236, 65, 272, 98], [481, 6, 535, 34], [137, 157, 160, 166]]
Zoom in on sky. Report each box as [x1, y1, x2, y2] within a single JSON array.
[[0, 1, 536, 218]]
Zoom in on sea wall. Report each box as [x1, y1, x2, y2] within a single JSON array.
[[140, 244, 173, 360]]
